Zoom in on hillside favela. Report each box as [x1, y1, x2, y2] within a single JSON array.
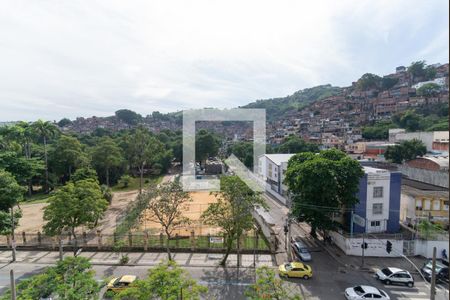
[[0, 1, 448, 300]]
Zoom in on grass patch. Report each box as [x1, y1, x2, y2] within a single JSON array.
[[112, 233, 270, 250], [20, 191, 55, 204], [111, 175, 163, 192]]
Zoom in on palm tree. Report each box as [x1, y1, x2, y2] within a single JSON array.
[[32, 120, 58, 193]]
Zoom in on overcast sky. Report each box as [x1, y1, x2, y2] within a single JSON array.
[[0, 0, 448, 121]]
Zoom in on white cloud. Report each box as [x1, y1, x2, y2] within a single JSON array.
[[0, 0, 448, 121]]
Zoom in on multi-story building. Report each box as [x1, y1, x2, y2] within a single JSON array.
[[389, 129, 449, 152], [400, 183, 449, 229], [351, 167, 402, 234], [257, 154, 294, 199]]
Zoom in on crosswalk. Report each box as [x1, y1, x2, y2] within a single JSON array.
[[378, 282, 448, 300]]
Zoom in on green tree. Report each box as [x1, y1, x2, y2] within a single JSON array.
[[122, 127, 164, 193], [228, 141, 254, 168], [277, 135, 319, 154], [245, 266, 301, 300], [384, 139, 427, 163], [57, 118, 72, 127], [195, 129, 219, 164], [425, 65, 437, 80], [32, 119, 59, 193], [398, 110, 421, 131], [201, 176, 265, 265], [91, 137, 123, 186], [355, 73, 382, 90], [0, 256, 100, 300], [417, 83, 441, 97], [114, 261, 207, 300], [0, 169, 25, 235], [49, 135, 88, 181], [408, 61, 427, 83], [71, 167, 98, 182], [381, 77, 399, 90], [0, 151, 45, 189], [143, 180, 192, 260], [115, 109, 142, 125], [284, 149, 364, 237], [118, 174, 132, 188], [417, 220, 443, 239], [43, 179, 108, 245]]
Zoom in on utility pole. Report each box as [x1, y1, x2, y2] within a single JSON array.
[[10, 269, 16, 300], [287, 218, 292, 261], [59, 237, 63, 260], [361, 219, 367, 268], [10, 207, 16, 263], [430, 247, 437, 300]]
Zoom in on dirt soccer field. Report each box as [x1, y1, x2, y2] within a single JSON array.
[[140, 191, 222, 236]]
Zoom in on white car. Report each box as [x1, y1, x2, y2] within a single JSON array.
[[345, 285, 390, 300], [375, 267, 414, 287]]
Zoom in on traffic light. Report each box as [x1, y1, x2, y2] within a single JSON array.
[[386, 240, 392, 254], [361, 242, 368, 249]]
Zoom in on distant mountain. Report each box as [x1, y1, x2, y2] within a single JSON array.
[[241, 84, 342, 121]]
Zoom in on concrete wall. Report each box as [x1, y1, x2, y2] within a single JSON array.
[[393, 131, 449, 151], [414, 240, 449, 259], [399, 165, 449, 188], [329, 231, 403, 257]]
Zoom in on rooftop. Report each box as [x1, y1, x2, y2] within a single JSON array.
[[263, 154, 295, 165], [363, 166, 389, 174]]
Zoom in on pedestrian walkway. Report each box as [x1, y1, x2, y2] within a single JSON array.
[[0, 250, 275, 268]]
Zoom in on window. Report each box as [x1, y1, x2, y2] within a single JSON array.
[[432, 200, 440, 211], [444, 201, 449, 211], [373, 203, 383, 215], [373, 187, 383, 198], [371, 220, 381, 227], [424, 199, 431, 210]]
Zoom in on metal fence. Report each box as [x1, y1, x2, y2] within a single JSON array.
[[0, 230, 271, 253]]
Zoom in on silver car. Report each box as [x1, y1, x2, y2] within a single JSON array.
[[292, 241, 312, 261], [375, 267, 414, 287]]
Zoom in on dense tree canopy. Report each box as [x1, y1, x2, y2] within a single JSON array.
[[0, 256, 100, 300], [195, 129, 220, 163], [43, 179, 108, 240], [245, 266, 301, 300], [384, 139, 427, 163], [91, 136, 124, 186], [276, 135, 319, 154], [228, 141, 254, 169], [121, 127, 166, 193], [284, 149, 364, 236], [0, 169, 25, 235], [115, 109, 143, 125], [114, 261, 207, 300], [356, 73, 382, 91], [417, 83, 441, 97]]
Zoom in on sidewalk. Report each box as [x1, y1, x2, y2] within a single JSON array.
[[0, 250, 275, 268], [321, 242, 428, 274]]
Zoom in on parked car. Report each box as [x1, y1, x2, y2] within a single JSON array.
[[278, 262, 312, 279], [344, 285, 390, 300], [106, 275, 137, 293], [421, 259, 449, 283], [292, 241, 312, 262], [375, 267, 414, 287]]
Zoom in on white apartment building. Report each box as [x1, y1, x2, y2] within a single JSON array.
[[258, 154, 294, 200]]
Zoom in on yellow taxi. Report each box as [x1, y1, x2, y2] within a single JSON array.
[[106, 275, 137, 293], [278, 262, 312, 279]]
